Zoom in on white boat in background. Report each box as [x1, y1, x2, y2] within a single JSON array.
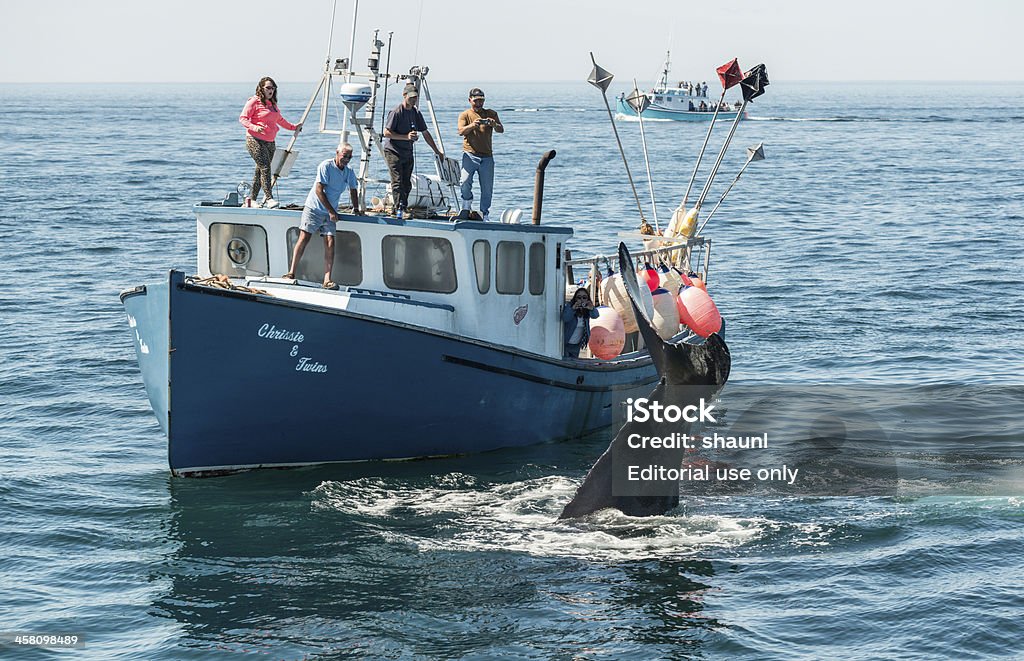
[[616, 51, 745, 121]]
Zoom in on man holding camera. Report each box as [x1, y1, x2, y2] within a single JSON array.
[[456, 88, 504, 221], [383, 83, 443, 219]]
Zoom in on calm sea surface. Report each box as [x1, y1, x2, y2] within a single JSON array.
[[1, 80, 1023, 659]]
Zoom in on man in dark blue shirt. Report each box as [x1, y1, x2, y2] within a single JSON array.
[[383, 83, 443, 219]]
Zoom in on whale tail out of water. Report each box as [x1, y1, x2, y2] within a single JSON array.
[[559, 243, 731, 519]]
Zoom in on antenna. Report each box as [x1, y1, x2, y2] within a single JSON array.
[[339, 0, 360, 146], [326, 0, 338, 66]]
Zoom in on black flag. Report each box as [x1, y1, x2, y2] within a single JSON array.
[[740, 64, 770, 102]]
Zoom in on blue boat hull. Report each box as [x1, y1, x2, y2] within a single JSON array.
[[616, 97, 743, 122], [122, 272, 662, 476]]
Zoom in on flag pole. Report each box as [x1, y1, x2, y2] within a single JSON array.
[[682, 87, 727, 211], [633, 78, 659, 232], [696, 143, 764, 234], [589, 53, 648, 227], [694, 64, 768, 214], [694, 97, 748, 211]]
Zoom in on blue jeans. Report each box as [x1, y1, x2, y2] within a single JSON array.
[[460, 152, 494, 216]]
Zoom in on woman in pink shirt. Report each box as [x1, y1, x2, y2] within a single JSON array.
[[239, 76, 303, 207]]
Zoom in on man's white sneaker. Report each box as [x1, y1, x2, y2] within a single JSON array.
[[263, 198, 280, 209]]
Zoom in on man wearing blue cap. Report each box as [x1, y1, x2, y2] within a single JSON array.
[[457, 87, 504, 221]]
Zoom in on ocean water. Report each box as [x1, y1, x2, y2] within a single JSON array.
[[1, 79, 1023, 659]]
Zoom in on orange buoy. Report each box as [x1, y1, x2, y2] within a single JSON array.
[[651, 287, 681, 339], [689, 276, 707, 291], [676, 286, 722, 338], [588, 306, 625, 359]]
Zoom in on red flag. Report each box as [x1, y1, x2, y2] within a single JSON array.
[[716, 58, 743, 89]]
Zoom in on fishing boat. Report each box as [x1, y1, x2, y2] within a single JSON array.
[[121, 23, 767, 476], [615, 51, 745, 122]]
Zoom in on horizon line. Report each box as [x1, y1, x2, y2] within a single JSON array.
[[3, 79, 1023, 85]]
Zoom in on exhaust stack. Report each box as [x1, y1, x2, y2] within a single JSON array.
[[532, 150, 557, 225]]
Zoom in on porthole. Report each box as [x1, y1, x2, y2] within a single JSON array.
[[227, 238, 252, 266]]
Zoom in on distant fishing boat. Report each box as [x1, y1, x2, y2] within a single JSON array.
[[615, 51, 745, 122]]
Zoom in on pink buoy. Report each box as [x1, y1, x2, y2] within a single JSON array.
[[689, 276, 707, 291], [676, 268, 693, 288], [650, 287, 681, 339], [640, 264, 660, 293], [588, 306, 626, 360], [676, 286, 722, 338]]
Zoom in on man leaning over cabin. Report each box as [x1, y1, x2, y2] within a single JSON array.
[[283, 144, 364, 290], [456, 87, 504, 221], [382, 83, 443, 220]]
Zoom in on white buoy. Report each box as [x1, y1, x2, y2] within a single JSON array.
[[601, 273, 637, 333], [651, 287, 681, 339], [658, 267, 682, 295]]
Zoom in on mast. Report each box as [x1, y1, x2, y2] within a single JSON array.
[[656, 50, 671, 91]]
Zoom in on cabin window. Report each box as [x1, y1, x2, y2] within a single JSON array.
[[655, 96, 664, 102], [473, 240, 491, 294], [496, 241, 525, 295], [286, 228, 362, 285], [382, 235, 457, 293], [528, 242, 545, 295], [210, 223, 269, 277]]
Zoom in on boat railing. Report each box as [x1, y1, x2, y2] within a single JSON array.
[[565, 235, 704, 269], [563, 235, 712, 297]]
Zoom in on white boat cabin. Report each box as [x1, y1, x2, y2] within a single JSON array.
[[196, 204, 574, 359]]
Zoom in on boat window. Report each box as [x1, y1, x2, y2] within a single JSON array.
[[382, 235, 457, 293], [655, 96, 664, 102], [473, 240, 491, 294], [210, 223, 269, 277], [496, 241, 525, 295], [286, 228, 362, 285], [528, 242, 545, 295]]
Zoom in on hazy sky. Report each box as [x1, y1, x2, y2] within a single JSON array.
[[3, 0, 1021, 83]]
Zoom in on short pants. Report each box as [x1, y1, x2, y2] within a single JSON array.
[[300, 206, 334, 236]]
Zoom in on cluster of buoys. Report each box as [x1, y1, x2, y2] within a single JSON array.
[[585, 261, 722, 359]]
